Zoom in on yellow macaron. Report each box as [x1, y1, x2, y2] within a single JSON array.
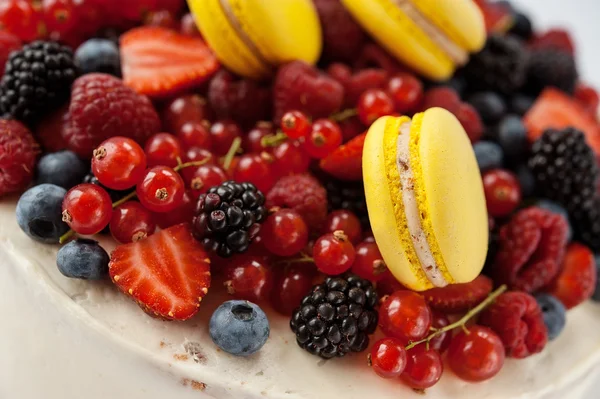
[[187, 0, 322, 80], [341, 0, 486, 81], [363, 108, 488, 291]]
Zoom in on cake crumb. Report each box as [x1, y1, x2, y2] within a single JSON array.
[[173, 354, 189, 361], [160, 341, 167, 348], [261, 391, 267, 396], [256, 371, 264, 376], [412, 388, 426, 395], [183, 341, 207, 364], [191, 380, 207, 391]]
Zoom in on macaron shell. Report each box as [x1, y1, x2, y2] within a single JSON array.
[[409, 0, 486, 52], [363, 116, 434, 291], [341, 0, 455, 81], [417, 108, 488, 283]]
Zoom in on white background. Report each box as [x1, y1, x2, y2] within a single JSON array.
[[517, 0, 600, 88]]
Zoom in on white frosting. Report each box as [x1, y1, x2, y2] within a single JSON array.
[[396, 122, 448, 288], [1, 199, 600, 399]]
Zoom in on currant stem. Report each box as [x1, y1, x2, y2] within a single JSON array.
[[223, 137, 242, 171], [59, 229, 75, 245], [260, 131, 288, 148], [330, 108, 358, 122], [404, 284, 508, 350], [273, 253, 315, 266], [112, 190, 137, 208], [173, 157, 211, 172]]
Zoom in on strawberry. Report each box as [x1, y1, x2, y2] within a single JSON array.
[[545, 243, 597, 309], [109, 223, 211, 320], [422, 275, 493, 313], [473, 0, 513, 33], [529, 29, 575, 55], [319, 131, 366, 181], [120, 26, 219, 98], [524, 88, 600, 156], [574, 82, 599, 116]]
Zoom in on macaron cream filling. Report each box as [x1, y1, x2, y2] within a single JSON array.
[[392, 0, 468, 66], [395, 122, 449, 288]]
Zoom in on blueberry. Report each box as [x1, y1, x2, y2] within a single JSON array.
[[535, 294, 566, 341], [16, 184, 69, 244], [467, 92, 507, 124], [536, 199, 572, 242], [508, 12, 534, 41], [592, 255, 600, 302], [474, 141, 504, 171], [57, 239, 109, 280], [515, 164, 536, 198], [75, 39, 121, 77], [209, 300, 269, 356], [509, 94, 535, 116], [35, 150, 88, 189], [497, 115, 528, 161]]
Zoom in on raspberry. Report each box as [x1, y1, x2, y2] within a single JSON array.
[[208, 69, 271, 128], [36, 104, 69, 153], [479, 292, 548, 359], [329, 65, 388, 108], [574, 83, 599, 116], [529, 29, 575, 55], [273, 61, 344, 122], [0, 119, 39, 196], [353, 43, 403, 74], [65, 73, 161, 157], [312, 0, 367, 63], [266, 174, 328, 230], [492, 207, 569, 293]]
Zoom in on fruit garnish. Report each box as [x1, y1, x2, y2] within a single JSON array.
[[421, 275, 493, 314], [319, 131, 366, 181], [109, 223, 211, 321], [120, 26, 219, 98], [473, 0, 513, 33], [529, 28, 575, 55]]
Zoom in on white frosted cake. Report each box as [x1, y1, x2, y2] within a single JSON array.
[[1, 198, 599, 399]]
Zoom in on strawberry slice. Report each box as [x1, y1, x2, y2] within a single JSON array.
[[422, 275, 493, 313], [524, 88, 600, 156], [120, 26, 219, 98], [319, 131, 366, 181], [473, 0, 513, 33], [109, 223, 211, 320]]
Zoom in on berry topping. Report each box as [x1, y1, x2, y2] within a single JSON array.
[[324, 210, 362, 245], [447, 325, 505, 382], [232, 153, 276, 194], [271, 266, 315, 316], [290, 275, 379, 359], [422, 275, 493, 314], [144, 133, 182, 169], [0, 31, 21, 77], [16, 184, 69, 244], [161, 94, 211, 135], [186, 164, 228, 199], [209, 300, 269, 357], [535, 293, 567, 341], [496, 115, 528, 162], [527, 48, 578, 95], [280, 111, 311, 140], [325, 178, 369, 228], [224, 256, 273, 303], [109, 223, 211, 321], [66, 73, 161, 157], [467, 91, 507, 125], [74, 38, 121, 77], [351, 240, 387, 282], [57, 239, 109, 280], [480, 292, 548, 358], [36, 104, 70, 153], [35, 150, 88, 190], [473, 141, 504, 172], [369, 337, 407, 379], [319, 132, 366, 181], [400, 346, 443, 389], [428, 311, 452, 353], [266, 174, 328, 230], [120, 26, 219, 98], [492, 207, 569, 293], [0, 119, 39, 196], [110, 201, 156, 244], [357, 89, 394, 126], [385, 72, 423, 114], [136, 166, 185, 213], [304, 119, 343, 159], [262, 209, 309, 257], [210, 120, 242, 157], [378, 290, 432, 344], [192, 181, 267, 258], [62, 183, 113, 235], [92, 137, 147, 190], [482, 169, 522, 218], [545, 243, 597, 309], [313, 231, 356, 275]]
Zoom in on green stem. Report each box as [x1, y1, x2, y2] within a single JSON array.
[[330, 108, 358, 122], [260, 131, 288, 148], [173, 158, 211, 172], [273, 253, 315, 267], [59, 229, 75, 245], [405, 284, 508, 350], [112, 190, 137, 208], [223, 137, 242, 171]]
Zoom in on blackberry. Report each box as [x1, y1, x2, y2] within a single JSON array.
[[0, 41, 77, 125], [526, 48, 578, 95], [325, 179, 369, 229], [192, 181, 267, 258], [462, 35, 528, 95], [528, 128, 598, 214], [290, 274, 378, 359], [570, 197, 600, 252]]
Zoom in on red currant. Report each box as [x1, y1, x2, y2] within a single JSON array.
[[161, 94, 210, 134], [271, 140, 310, 178], [351, 241, 387, 282], [386, 73, 423, 114], [281, 111, 311, 140], [210, 120, 242, 156], [262, 209, 309, 257], [187, 164, 228, 199], [313, 231, 356, 275], [177, 121, 212, 150], [184, 147, 216, 164], [136, 166, 185, 213], [0, 0, 44, 42], [429, 311, 452, 354], [180, 12, 201, 37], [447, 325, 505, 382], [232, 153, 275, 193], [43, 0, 75, 37], [304, 119, 343, 159], [152, 190, 195, 229], [370, 337, 408, 379], [92, 137, 146, 190], [357, 89, 394, 126], [110, 201, 156, 243], [271, 266, 315, 315], [224, 256, 273, 302], [324, 210, 362, 245], [62, 184, 112, 235], [483, 169, 521, 218], [377, 272, 407, 296], [401, 346, 443, 390], [379, 291, 432, 343], [144, 133, 182, 168], [243, 122, 273, 154]]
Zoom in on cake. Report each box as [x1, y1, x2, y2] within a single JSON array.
[[1, 0, 600, 398]]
